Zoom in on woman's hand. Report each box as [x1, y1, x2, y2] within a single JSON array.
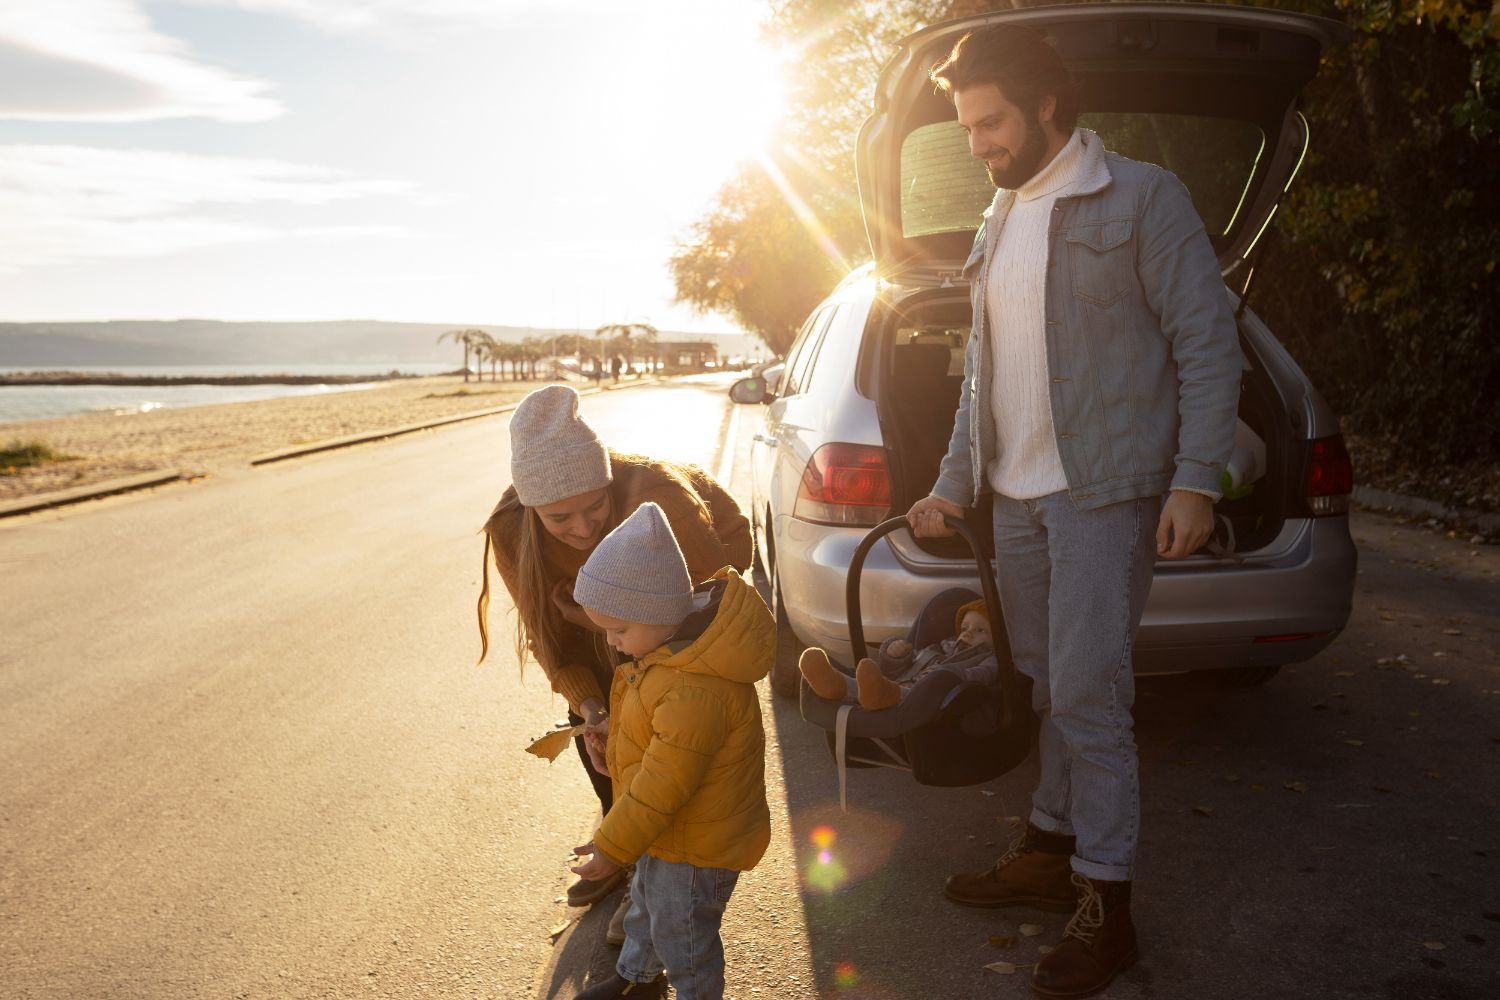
[[551, 578, 597, 630], [571, 840, 622, 882]]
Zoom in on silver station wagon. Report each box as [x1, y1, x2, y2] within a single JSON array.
[[732, 2, 1357, 698]]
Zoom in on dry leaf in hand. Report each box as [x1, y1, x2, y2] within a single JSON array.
[[1019, 923, 1043, 937], [984, 962, 1019, 975], [526, 724, 588, 762]]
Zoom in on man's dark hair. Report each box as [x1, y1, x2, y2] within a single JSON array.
[[929, 25, 1080, 130]]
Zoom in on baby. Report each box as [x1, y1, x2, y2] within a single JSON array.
[[567, 501, 773, 1000], [799, 597, 998, 710]]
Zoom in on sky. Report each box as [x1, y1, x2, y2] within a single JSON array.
[[0, 0, 788, 332]]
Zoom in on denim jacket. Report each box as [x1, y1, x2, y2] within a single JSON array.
[[932, 129, 1242, 512]]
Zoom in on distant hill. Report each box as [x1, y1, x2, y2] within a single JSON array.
[[0, 320, 765, 368]]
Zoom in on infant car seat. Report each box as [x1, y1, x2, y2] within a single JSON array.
[[799, 516, 1036, 808]]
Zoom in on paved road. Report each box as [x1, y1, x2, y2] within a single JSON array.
[[3, 379, 1497, 1000]]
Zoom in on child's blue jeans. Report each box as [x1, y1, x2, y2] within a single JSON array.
[[616, 853, 739, 1000]]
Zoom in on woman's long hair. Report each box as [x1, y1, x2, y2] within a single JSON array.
[[476, 490, 561, 675]]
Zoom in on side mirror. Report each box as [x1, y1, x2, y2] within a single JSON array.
[[729, 377, 768, 405]]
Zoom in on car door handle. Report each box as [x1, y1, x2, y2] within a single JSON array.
[[753, 434, 779, 447]]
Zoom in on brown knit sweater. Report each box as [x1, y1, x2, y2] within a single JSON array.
[[485, 453, 752, 711]]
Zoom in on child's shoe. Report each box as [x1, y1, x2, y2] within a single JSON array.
[[575, 972, 666, 999], [799, 647, 850, 700], [855, 658, 901, 710]]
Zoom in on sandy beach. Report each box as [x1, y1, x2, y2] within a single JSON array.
[[0, 375, 546, 502]]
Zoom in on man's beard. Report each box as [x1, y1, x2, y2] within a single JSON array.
[[985, 109, 1048, 190]]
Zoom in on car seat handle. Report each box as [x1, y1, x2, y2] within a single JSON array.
[[845, 515, 1008, 671]]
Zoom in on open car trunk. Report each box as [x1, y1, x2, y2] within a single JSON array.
[[871, 290, 1295, 564]]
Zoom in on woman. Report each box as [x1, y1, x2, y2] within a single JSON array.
[[476, 385, 751, 923]]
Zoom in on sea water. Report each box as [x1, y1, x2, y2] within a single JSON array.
[[0, 363, 453, 424]]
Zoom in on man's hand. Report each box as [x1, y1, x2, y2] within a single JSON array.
[[908, 494, 964, 538], [551, 578, 597, 630], [571, 840, 622, 882], [1156, 490, 1214, 559]]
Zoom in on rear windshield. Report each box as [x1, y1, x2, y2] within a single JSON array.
[[899, 113, 1265, 241]]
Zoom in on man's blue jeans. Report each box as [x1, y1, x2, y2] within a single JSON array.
[[992, 491, 1159, 882], [617, 853, 739, 1000]]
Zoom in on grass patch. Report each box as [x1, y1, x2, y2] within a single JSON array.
[[1, 439, 78, 475]]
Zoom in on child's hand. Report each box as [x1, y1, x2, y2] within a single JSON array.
[[887, 638, 912, 658], [571, 841, 622, 881], [583, 722, 608, 773]]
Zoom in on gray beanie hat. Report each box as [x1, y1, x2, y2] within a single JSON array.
[[573, 502, 694, 625], [509, 385, 612, 507]]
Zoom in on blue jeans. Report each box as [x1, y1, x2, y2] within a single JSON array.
[[991, 491, 1159, 882], [617, 853, 739, 1000]]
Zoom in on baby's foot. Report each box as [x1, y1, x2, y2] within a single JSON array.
[[799, 647, 849, 700], [856, 658, 901, 710]]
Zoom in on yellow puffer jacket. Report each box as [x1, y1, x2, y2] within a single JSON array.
[[594, 568, 773, 872]]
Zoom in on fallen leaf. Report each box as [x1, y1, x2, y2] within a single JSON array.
[[1285, 781, 1309, 793], [1019, 924, 1044, 938], [548, 920, 572, 940], [980, 790, 997, 796], [1038, 945, 1055, 955], [1425, 770, 1443, 779], [1442, 628, 1463, 636], [1345, 739, 1365, 747], [1433, 678, 1451, 685], [1250, 783, 1266, 791], [1224, 773, 1241, 783], [1379, 611, 1396, 621], [984, 961, 1019, 975], [1432, 652, 1447, 659], [526, 724, 588, 762], [1423, 941, 1446, 951], [1335, 670, 1355, 677], [1193, 805, 1214, 817], [988, 935, 1016, 949]]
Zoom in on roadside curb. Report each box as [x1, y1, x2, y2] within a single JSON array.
[[0, 375, 682, 518], [0, 470, 196, 519], [1353, 485, 1500, 536], [248, 376, 665, 466]]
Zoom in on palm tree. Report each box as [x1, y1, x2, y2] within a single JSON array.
[[594, 322, 659, 377], [437, 327, 488, 382]]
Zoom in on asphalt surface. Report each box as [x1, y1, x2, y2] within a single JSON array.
[[2, 378, 1497, 1000]]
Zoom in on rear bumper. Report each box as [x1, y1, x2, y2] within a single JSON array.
[[773, 513, 1357, 674]]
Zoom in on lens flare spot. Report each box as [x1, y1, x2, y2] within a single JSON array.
[[834, 961, 859, 988], [805, 850, 848, 893], [811, 824, 837, 849]]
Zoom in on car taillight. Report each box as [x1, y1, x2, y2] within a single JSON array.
[[793, 443, 891, 526], [1304, 434, 1352, 515]]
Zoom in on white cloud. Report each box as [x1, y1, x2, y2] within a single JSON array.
[[0, 0, 279, 122], [0, 145, 412, 271]]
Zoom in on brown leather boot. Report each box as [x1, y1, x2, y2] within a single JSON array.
[[943, 822, 1076, 910], [1031, 873, 1138, 998]]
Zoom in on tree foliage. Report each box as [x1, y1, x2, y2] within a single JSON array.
[[674, 0, 1499, 495]]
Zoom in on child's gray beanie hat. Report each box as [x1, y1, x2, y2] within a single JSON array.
[[509, 385, 612, 507], [573, 502, 694, 625]]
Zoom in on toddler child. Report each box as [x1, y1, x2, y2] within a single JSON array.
[[799, 594, 997, 710], [568, 502, 773, 1000]]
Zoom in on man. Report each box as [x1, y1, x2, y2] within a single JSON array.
[[907, 25, 1241, 998]]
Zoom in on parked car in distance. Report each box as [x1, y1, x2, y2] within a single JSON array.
[[732, 2, 1357, 698]]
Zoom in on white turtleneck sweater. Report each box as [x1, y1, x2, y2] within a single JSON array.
[[984, 128, 1086, 501]]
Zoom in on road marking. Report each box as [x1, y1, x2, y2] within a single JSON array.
[[715, 400, 741, 488]]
